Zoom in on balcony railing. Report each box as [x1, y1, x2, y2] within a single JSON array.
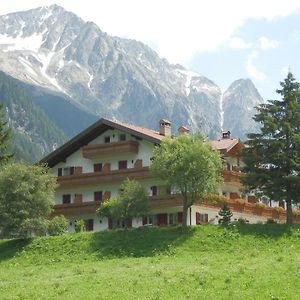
[[82, 140, 139, 159], [53, 200, 101, 216], [57, 167, 151, 188]]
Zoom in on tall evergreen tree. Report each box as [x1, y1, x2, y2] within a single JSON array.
[[0, 103, 13, 165], [242, 72, 300, 223]]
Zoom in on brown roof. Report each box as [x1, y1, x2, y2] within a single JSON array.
[[39, 118, 164, 167], [210, 138, 240, 152]]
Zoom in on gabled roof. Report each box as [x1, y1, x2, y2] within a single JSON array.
[[210, 138, 240, 152], [40, 118, 164, 167]]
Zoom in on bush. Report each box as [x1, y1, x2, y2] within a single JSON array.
[[48, 215, 68, 236], [237, 218, 247, 225], [254, 202, 267, 209], [235, 199, 247, 206], [204, 194, 227, 205], [274, 207, 285, 213], [75, 219, 85, 233], [266, 218, 277, 224]]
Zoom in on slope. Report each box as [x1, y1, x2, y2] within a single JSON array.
[[0, 71, 67, 162], [0, 225, 299, 299]]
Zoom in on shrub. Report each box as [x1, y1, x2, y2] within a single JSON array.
[[237, 218, 247, 224], [273, 207, 285, 213], [293, 210, 300, 216], [218, 203, 233, 225], [48, 215, 68, 236], [266, 218, 277, 224], [75, 219, 85, 233], [254, 202, 267, 209], [235, 199, 247, 206], [204, 194, 227, 205]]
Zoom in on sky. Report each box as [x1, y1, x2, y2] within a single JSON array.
[[1, 0, 300, 99]]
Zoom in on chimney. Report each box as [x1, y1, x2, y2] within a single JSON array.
[[178, 126, 190, 135], [222, 130, 231, 139], [159, 119, 172, 137]]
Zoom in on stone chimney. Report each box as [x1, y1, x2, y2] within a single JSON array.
[[159, 119, 172, 137], [178, 126, 190, 135], [222, 130, 231, 139]]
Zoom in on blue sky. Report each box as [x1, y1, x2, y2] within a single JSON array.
[[189, 12, 300, 99], [1, 0, 300, 100]]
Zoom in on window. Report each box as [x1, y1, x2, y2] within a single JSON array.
[[150, 186, 158, 196], [85, 219, 94, 231], [62, 194, 71, 204], [94, 191, 103, 202], [57, 168, 62, 177], [118, 160, 127, 170], [168, 213, 177, 225], [70, 166, 75, 175], [119, 134, 126, 141], [196, 212, 208, 224], [63, 167, 70, 176], [94, 163, 102, 172], [104, 136, 110, 143]]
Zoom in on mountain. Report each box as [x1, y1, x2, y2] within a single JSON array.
[[222, 79, 263, 140], [0, 71, 67, 162], [0, 5, 264, 147], [0, 4, 222, 138]]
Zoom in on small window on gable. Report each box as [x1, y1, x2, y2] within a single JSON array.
[[104, 136, 110, 143], [119, 134, 126, 141]]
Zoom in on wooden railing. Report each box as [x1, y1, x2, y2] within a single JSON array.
[[82, 140, 139, 159]]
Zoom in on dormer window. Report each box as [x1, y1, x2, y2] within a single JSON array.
[[104, 136, 110, 143]]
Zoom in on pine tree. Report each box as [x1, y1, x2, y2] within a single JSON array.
[[242, 72, 300, 223], [218, 203, 233, 225], [0, 103, 13, 165]]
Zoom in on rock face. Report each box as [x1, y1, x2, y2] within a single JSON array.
[[0, 4, 222, 138], [0, 5, 264, 144], [222, 79, 264, 140]]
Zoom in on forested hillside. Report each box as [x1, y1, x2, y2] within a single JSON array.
[[0, 71, 67, 162]]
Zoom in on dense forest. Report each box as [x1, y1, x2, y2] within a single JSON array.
[[0, 71, 67, 162]]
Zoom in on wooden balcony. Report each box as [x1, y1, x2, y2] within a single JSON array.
[[57, 167, 151, 188], [53, 201, 101, 217], [222, 170, 243, 186], [82, 140, 139, 159]]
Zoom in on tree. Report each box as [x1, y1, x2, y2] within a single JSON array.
[[218, 203, 233, 225], [150, 134, 223, 226], [0, 163, 57, 237], [242, 72, 300, 224], [0, 103, 13, 165], [48, 215, 68, 236], [97, 179, 149, 229]]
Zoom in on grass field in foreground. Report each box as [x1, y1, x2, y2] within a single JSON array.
[[0, 224, 300, 300]]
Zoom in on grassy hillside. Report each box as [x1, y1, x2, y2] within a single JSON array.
[[0, 225, 300, 299]]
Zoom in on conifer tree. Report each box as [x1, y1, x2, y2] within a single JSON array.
[[218, 203, 233, 225], [242, 72, 300, 223], [0, 103, 13, 165]]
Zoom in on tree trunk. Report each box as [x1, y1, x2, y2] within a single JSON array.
[[182, 199, 188, 227], [286, 199, 293, 224]]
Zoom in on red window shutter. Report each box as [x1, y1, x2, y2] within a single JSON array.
[[205, 214, 209, 223], [70, 167, 75, 175], [177, 212, 183, 224], [108, 218, 113, 229], [196, 212, 201, 225], [94, 191, 103, 202], [157, 214, 167, 226], [118, 160, 127, 170], [58, 168, 62, 177], [94, 163, 102, 172], [127, 219, 132, 228], [62, 194, 71, 204], [142, 217, 147, 225]]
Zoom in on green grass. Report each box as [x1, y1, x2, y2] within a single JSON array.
[[1, 225, 300, 299]]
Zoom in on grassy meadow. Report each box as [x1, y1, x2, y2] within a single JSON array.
[[0, 224, 300, 299]]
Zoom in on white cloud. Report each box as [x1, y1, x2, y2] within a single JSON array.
[[0, 0, 300, 65], [258, 37, 279, 49], [245, 51, 266, 81], [228, 37, 252, 49]]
